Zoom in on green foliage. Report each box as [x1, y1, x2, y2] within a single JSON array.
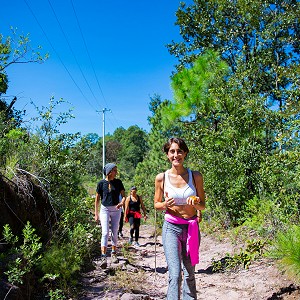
[[112, 125, 148, 183], [37, 197, 99, 292], [12, 97, 90, 213], [38, 243, 81, 289], [268, 225, 300, 284], [82, 125, 148, 191], [212, 239, 265, 272], [2, 224, 19, 245], [0, 30, 48, 167], [48, 289, 66, 300], [1, 30, 47, 94], [3, 222, 42, 289], [162, 50, 228, 126]]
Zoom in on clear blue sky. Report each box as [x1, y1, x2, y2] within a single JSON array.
[[2, 0, 192, 136]]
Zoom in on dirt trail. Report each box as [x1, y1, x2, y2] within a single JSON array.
[[79, 224, 300, 300]]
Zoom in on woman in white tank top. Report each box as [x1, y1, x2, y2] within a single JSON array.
[[154, 137, 205, 300]]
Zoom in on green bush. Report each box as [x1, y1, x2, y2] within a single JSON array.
[[38, 217, 99, 292], [211, 239, 265, 272], [268, 225, 300, 284], [3, 222, 43, 298], [38, 243, 81, 290]]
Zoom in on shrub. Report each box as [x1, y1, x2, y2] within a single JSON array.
[[268, 225, 300, 284]]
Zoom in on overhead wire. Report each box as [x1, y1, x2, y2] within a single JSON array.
[[70, 0, 108, 108], [23, 0, 97, 112], [70, 0, 122, 130], [23, 0, 124, 133], [47, 0, 102, 109]]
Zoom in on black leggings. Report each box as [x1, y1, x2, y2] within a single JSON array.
[[119, 211, 124, 233], [128, 216, 141, 241]]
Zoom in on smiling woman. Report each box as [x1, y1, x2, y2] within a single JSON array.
[[154, 137, 205, 300]]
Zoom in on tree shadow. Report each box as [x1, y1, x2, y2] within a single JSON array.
[[266, 284, 300, 300], [196, 265, 214, 274]]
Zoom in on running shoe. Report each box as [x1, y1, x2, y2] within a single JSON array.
[[99, 256, 107, 269], [111, 252, 119, 264]]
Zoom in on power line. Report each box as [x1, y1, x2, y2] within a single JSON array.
[[23, 0, 97, 111], [47, 0, 102, 109], [23, 0, 124, 133], [70, 0, 108, 108], [70, 0, 122, 130]]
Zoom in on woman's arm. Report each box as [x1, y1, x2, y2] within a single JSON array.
[[189, 171, 205, 211], [94, 193, 100, 222], [123, 196, 130, 221], [154, 173, 168, 211], [117, 189, 126, 209], [139, 196, 148, 219]]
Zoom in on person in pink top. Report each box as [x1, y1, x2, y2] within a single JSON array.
[[154, 137, 205, 300]]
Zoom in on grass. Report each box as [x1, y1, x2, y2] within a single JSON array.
[[268, 224, 300, 284], [106, 268, 148, 293]]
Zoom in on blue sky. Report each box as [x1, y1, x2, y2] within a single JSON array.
[[2, 0, 192, 136]]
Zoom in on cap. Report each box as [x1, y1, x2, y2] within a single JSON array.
[[130, 186, 137, 190], [103, 163, 116, 176]]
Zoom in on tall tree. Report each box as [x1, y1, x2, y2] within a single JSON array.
[[167, 0, 300, 128]]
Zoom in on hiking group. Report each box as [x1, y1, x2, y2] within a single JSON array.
[[94, 137, 205, 300]]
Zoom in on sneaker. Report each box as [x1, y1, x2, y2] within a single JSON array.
[[128, 237, 133, 244], [118, 231, 123, 238], [111, 252, 119, 264], [99, 256, 107, 269], [134, 242, 140, 247]]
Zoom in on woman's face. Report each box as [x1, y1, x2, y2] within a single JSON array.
[[131, 189, 137, 195], [108, 167, 118, 179], [167, 142, 187, 166]]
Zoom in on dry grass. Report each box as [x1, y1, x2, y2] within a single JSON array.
[[106, 268, 147, 293]]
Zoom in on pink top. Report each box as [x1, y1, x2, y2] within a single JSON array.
[[165, 212, 199, 266]]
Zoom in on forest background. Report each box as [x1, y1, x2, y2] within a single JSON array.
[[0, 0, 300, 299]]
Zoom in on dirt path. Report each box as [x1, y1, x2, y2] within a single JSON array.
[[78, 224, 300, 299]]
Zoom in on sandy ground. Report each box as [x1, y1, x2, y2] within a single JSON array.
[[78, 224, 300, 300]]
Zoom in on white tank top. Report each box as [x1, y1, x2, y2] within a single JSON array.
[[164, 169, 197, 205]]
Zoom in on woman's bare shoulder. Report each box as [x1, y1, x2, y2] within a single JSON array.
[[191, 170, 203, 179], [155, 172, 166, 182]]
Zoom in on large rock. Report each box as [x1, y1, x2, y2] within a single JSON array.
[[0, 172, 57, 243]]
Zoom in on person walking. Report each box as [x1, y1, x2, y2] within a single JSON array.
[[124, 186, 147, 247], [154, 137, 205, 300], [94, 163, 126, 268]]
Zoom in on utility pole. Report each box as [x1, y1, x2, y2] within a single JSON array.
[[102, 108, 111, 178]]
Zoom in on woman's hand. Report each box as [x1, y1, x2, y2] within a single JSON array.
[[116, 202, 124, 209], [95, 215, 100, 225], [186, 196, 200, 206], [164, 192, 175, 209]]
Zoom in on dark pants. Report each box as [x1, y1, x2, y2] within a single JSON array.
[[128, 215, 141, 242], [119, 211, 124, 233]]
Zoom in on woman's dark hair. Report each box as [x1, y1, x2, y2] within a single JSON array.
[[163, 137, 189, 154]]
